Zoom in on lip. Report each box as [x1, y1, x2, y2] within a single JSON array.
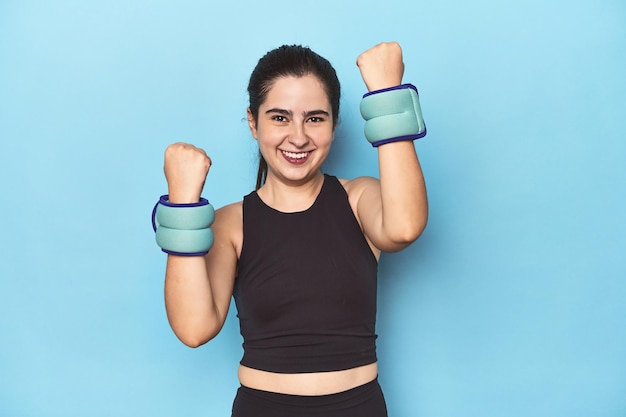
[[280, 150, 312, 165]]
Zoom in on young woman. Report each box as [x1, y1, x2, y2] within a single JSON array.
[[157, 41, 428, 416]]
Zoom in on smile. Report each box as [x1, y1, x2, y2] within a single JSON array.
[[281, 150, 311, 165], [281, 150, 310, 159]]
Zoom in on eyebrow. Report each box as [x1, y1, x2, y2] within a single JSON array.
[[265, 108, 330, 118]]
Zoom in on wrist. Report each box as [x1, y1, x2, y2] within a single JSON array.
[[360, 83, 427, 147], [166, 189, 202, 205], [152, 195, 215, 256], [366, 81, 403, 92]]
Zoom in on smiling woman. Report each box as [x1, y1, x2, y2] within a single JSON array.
[[153, 42, 429, 417], [247, 44, 342, 191], [248, 74, 335, 195]]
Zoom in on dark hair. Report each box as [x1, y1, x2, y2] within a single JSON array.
[[247, 45, 341, 189]]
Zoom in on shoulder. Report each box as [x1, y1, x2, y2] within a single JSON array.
[[214, 201, 243, 232], [337, 176, 382, 259], [215, 200, 242, 219], [213, 201, 243, 257], [337, 176, 381, 219], [338, 176, 380, 202]]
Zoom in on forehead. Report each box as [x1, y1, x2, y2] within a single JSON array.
[[262, 75, 331, 109]]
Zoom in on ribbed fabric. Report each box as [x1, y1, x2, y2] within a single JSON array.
[[234, 175, 379, 373]]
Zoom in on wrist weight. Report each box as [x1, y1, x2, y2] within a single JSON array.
[[360, 83, 427, 147], [151, 195, 215, 256]]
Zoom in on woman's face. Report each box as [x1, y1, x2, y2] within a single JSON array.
[[248, 74, 335, 186]]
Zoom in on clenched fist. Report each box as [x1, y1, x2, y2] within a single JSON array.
[[164, 142, 212, 204], [356, 41, 405, 92]]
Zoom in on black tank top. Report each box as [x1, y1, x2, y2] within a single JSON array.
[[233, 174, 379, 373]]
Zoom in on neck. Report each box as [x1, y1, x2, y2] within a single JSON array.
[[257, 172, 325, 213]]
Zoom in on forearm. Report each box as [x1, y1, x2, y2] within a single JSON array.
[[164, 255, 221, 347], [355, 42, 428, 247], [377, 140, 428, 244]]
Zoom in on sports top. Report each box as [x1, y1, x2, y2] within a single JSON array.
[[233, 174, 379, 373]]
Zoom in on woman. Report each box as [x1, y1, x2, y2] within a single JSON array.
[[157, 41, 428, 416]]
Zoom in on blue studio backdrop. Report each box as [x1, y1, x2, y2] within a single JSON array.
[[1, 1, 625, 416]]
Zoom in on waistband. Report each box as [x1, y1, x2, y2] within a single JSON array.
[[237, 377, 380, 408]]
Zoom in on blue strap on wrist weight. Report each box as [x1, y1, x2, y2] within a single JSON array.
[[360, 84, 427, 147], [151, 195, 215, 256]]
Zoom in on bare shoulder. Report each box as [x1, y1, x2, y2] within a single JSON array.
[[338, 176, 383, 259], [215, 201, 243, 223], [339, 176, 380, 202], [213, 201, 243, 258], [338, 176, 381, 218]]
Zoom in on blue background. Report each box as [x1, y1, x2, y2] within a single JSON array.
[[1, 1, 625, 416]]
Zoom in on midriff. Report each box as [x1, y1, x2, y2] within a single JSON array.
[[238, 362, 378, 396]]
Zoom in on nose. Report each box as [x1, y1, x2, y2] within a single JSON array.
[[288, 122, 309, 148]]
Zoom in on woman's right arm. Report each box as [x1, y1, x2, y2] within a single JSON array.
[[161, 143, 239, 347], [164, 205, 239, 347]]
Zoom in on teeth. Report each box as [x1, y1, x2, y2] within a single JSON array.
[[282, 151, 309, 159]]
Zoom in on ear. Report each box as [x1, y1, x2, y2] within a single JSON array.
[[247, 108, 258, 139]]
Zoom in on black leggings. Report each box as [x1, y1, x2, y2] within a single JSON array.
[[231, 378, 388, 417]]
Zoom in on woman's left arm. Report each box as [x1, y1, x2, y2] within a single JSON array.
[[352, 42, 428, 253]]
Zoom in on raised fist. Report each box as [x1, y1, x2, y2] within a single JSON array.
[[163, 142, 212, 204], [356, 41, 405, 92]]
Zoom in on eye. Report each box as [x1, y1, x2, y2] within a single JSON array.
[[271, 115, 288, 123], [307, 116, 325, 123]]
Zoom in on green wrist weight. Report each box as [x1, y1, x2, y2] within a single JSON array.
[[151, 195, 215, 256], [156, 198, 215, 230], [360, 83, 427, 147], [155, 226, 215, 256]]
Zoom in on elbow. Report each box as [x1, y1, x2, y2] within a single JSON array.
[[385, 216, 428, 250], [177, 332, 214, 348], [407, 209, 428, 242], [396, 221, 427, 245], [399, 210, 428, 241], [386, 204, 428, 246], [166, 307, 225, 348], [179, 336, 206, 348], [173, 325, 220, 348]]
